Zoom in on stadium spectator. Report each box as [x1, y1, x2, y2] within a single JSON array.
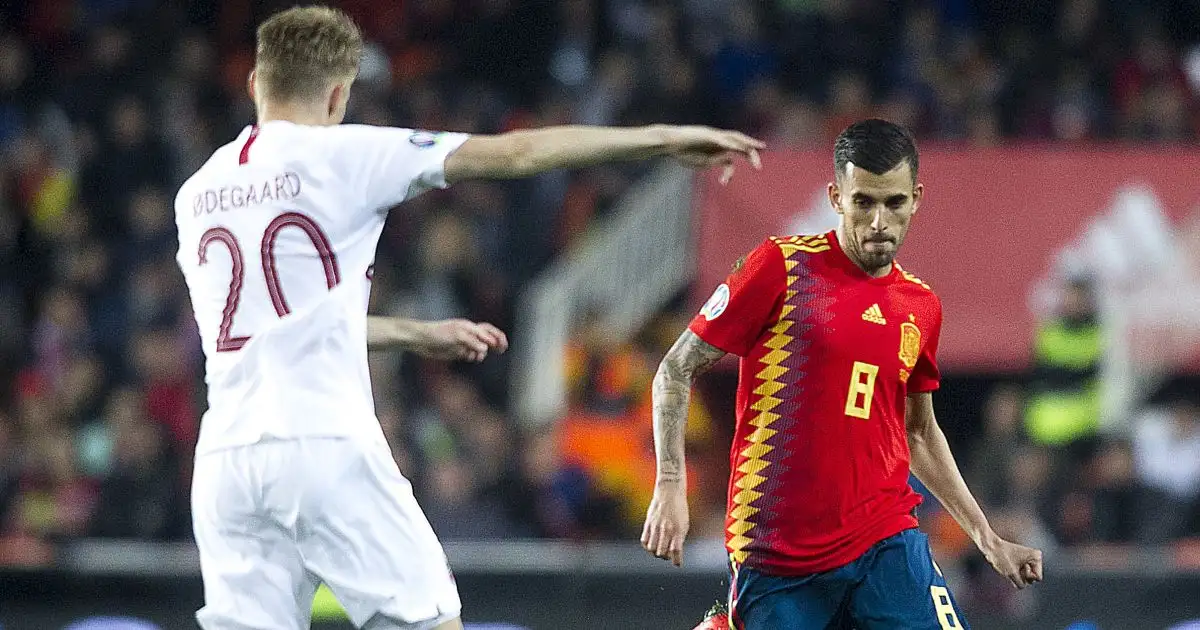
[[88, 407, 187, 540], [1133, 394, 1200, 542], [11, 421, 93, 538], [1025, 277, 1104, 461], [0, 413, 18, 531], [966, 383, 1027, 509], [422, 454, 523, 541], [503, 427, 624, 540], [1084, 438, 1140, 543]]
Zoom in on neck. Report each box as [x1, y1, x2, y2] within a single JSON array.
[[835, 224, 892, 278], [256, 99, 331, 126]]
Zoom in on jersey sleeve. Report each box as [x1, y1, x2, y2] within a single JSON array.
[[331, 125, 471, 213], [908, 297, 943, 393], [688, 239, 787, 357]]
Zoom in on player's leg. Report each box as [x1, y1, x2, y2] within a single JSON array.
[[848, 528, 969, 630], [192, 446, 321, 630], [728, 563, 854, 630], [296, 437, 462, 630]]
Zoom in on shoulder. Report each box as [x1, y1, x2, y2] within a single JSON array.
[[743, 233, 834, 278], [731, 234, 824, 274], [174, 141, 238, 210], [322, 124, 447, 146], [254, 123, 396, 153], [728, 233, 834, 278], [768, 233, 834, 258], [895, 262, 936, 295], [894, 262, 942, 314]]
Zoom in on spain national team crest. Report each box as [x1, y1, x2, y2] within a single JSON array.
[[899, 321, 921, 369]]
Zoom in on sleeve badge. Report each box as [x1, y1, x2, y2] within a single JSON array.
[[700, 284, 731, 321]]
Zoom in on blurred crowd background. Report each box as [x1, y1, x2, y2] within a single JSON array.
[[2, 0, 1200, 619]]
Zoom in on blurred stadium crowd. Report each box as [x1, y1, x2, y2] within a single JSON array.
[[1, 0, 1199, 605]]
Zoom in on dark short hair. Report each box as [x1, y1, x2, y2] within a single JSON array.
[[834, 119, 919, 183]]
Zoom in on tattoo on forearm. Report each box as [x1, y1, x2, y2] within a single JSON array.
[[653, 331, 725, 483]]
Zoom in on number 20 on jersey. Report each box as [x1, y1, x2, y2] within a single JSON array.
[[199, 211, 340, 352]]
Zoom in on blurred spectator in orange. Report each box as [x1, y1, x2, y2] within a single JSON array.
[[501, 428, 622, 540], [559, 309, 722, 534]]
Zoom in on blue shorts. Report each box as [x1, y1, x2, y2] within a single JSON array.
[[728, 528, 968, 630]]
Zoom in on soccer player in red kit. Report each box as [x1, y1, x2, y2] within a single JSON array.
[[642, 119, 1043, 630]]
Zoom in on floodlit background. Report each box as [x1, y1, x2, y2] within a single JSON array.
[[2, 0, 1200, 629]]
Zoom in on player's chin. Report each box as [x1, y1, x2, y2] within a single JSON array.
[[863, 250, 895, 269]]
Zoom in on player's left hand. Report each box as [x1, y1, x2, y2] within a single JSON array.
[[416, 319, 508, 362], [980, 535, 1043, 589]]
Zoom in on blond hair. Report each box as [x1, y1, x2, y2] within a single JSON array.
[[255, 6, 362, 102]]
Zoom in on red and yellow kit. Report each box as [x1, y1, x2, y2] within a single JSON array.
[[690, 231, 943, 576]]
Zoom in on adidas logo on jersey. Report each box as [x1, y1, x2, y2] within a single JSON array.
[[861, 304, 887, 325]]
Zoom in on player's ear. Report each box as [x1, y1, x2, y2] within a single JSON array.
[[327, 83, 342, 118], [327, 80, 353, 123], [911, 183, 924, 214], [827, 181, 844, 215], [247, 69, 257, 102]]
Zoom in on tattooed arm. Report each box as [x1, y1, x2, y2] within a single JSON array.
[[652, 330, 727, 483], [641, 329, 727, 566]]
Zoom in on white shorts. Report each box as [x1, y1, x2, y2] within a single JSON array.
[[191, 437, 462, 630]]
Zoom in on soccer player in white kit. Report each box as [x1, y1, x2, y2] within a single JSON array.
[[174, 6, 764, 630]]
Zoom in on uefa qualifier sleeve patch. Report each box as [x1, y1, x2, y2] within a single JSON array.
[[700, 283, 731, 321]]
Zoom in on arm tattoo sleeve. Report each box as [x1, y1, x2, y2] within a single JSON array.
[[652, 330, 726, 484]]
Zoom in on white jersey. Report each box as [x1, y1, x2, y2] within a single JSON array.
[[175, 121, 469, 455]]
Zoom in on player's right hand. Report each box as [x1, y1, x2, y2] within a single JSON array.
[[656, 125, 765, 185], [641, 482, 690, 567], [417, 319, 508, 362]]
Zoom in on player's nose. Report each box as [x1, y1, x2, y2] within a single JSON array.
[[869, 208, 885, 230]]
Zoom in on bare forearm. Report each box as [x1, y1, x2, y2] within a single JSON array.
[[908, 421, 995, 546], [366, 316, 425, 351], [446, 124, 762, 184], [505, 125, 670, 177]]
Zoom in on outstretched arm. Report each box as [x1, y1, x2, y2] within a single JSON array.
[[444, 124, 764, 184], [641, 329, 726, 566], [366, 316, 508, 362], [906, 392, 1043, 588]]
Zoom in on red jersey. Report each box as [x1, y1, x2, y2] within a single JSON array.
[[690, 231, 943, 576]]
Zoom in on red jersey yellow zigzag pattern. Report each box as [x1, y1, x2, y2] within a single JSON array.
[[727, 233, 829, 564], [896, 262, 931, 290]]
